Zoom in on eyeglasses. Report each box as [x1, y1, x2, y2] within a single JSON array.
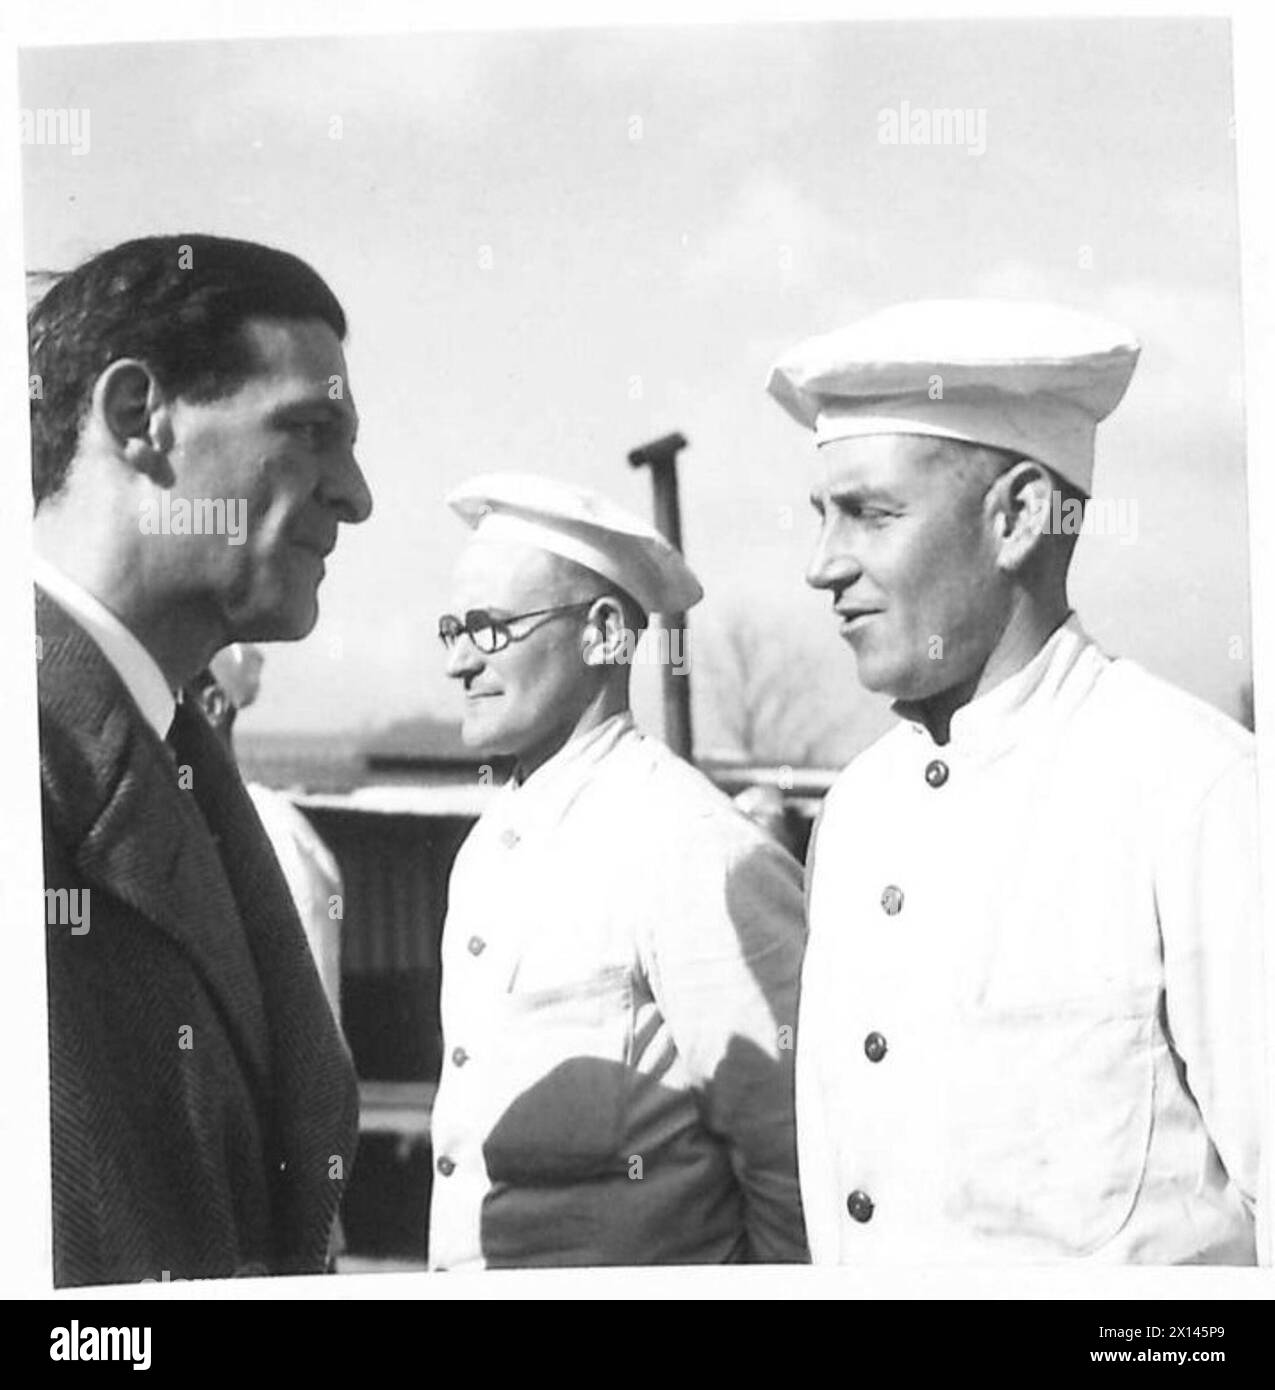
[[437, 597, 606, 655]]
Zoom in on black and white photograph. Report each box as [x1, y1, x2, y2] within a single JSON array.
[[2, 0, 1273, 1331]]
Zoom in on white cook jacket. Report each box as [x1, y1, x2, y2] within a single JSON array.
[[245, 783, 344, 1023], [799, 616, 1265, 1264], [428, 712, 808, 1268]]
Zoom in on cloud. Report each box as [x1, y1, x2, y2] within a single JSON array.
[[681, 171, 876, 297], [182, 32, 512, 149], [969, 260, 1243, 435]]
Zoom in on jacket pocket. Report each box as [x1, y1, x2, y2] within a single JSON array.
[[945, 999, 1156, 1257], [483, 966, 633, 1183]]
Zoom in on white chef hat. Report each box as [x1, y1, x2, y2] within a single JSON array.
[[766, 299, 1140, 494], [446, 472, 704, 616]]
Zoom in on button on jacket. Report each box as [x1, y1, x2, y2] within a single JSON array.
[[428, 712, 809, 1268], [798, 618, 1263, 1265]]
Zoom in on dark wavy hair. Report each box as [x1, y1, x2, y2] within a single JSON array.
[[29, 233, 346, 508]]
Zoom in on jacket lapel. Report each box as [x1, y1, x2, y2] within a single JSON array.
[[169, 693, 360, 1224], [36, 588, 273, 1101]]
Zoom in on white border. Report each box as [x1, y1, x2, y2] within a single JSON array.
[[2, 0, 1272, 1303]]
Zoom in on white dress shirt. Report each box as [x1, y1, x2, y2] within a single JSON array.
[[428, 711, 808, 1268], [799, 616, 1263, 1264], [34, 557, 175, 739]]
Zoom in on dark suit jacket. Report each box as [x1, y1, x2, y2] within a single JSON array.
[[37, 588, 358, 1287]]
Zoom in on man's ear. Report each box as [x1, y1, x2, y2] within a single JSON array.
[[991, 460, 1053, 573], [90, 359, 174, 481], [581, 598, 629, 667]]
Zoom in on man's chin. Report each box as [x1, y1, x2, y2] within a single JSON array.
[[229, 594, 319, 644], [847, 649, 897, 696], [459, 714, 513, 757], [851, 656, 928, 703]]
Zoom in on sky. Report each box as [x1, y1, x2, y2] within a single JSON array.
[[18, 17, 1251, 761]]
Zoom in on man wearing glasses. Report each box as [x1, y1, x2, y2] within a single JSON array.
[[426, 473, 808, 1268]]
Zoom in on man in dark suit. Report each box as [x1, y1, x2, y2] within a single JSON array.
[[31, 234, 373, 1286]]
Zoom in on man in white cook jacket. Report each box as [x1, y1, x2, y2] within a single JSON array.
[[426, 473, 808, 1268], [767, 298, 1266, 1264]]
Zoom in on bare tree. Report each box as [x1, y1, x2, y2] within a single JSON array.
[[695, 600, 874, 767]]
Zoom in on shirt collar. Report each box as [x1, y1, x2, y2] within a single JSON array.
[[34, 556, 177, 740], [894, 614, 1101, 758], [488, 710, 637, 834], [513, 709, 636, 794]]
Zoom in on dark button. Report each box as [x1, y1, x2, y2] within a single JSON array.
[[880, 885, 904, 916], [467, 935, 486, 956], [864, 1031, 888, 1063], [451, 1047, 469, 1067], [436, 1155, 456, 1177], [924, 759, 949, 788], [846, 1189, 874, 1223]]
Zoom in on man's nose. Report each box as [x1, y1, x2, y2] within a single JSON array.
[[444, 633, 483, 680], [326, 448, 374, 525], [806, 523, 861, 592]]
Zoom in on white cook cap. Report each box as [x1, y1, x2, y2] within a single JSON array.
[[766, 299, 1140, 493], [446, 472, 703, 616]]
